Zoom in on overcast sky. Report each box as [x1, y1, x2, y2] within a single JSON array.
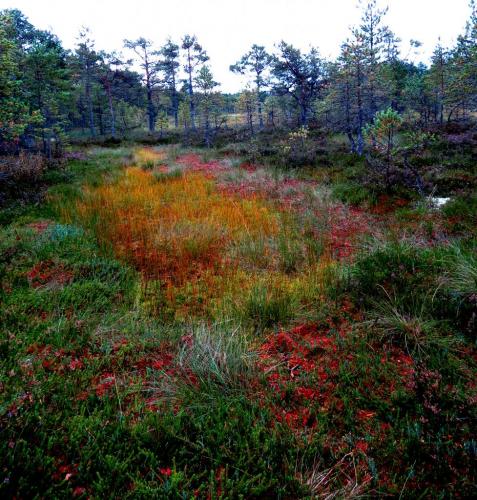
[[1, 0, 472, 91]]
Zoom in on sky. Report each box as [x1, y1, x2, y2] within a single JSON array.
[[0, 0, 473, 92]]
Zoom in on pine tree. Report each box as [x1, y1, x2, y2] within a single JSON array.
[[124, 37, 160, 132], [0, 13, 31, 149], [76, 29, 101, 137], [271, 42, 325, 126], [230, 45, 272, 129], [194, 65, 219, 146], [159, 40, 180, 128], [182, 35, 209, 130]]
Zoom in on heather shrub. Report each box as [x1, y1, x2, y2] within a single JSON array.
[[0, 152, 47, 205], [279, 126, 318, 167]]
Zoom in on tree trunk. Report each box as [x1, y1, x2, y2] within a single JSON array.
[[204, 112, 210, 147], [300, 102, 308, 126], [97, 104, 105, 136], [173, 91, 179, 128], [248, 104, 254, 136], [147, 87, 155, 132], [107, 87, 116, 137], [346, 131, 357, 154], [356, 63, 364, 156], [357, 129, 364, 156], [86, 80, 95, 137], [257, 83, 263, 129], [187, 50, 196, 129]]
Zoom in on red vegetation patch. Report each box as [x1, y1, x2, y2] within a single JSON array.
[[371, 195, 410, 215], [258, 320, 345, 430], [133, 350, 174, 375], [27, 220, 52, 234], [26, 260, 73, 289], [25, 343, 95, 376], [240, 162, 257, 173], [256, 303, 418, 437], [52, 459, 78, 482], [159, 467, 172, 477], [93, 373, 116, 397], [176, 154, 227, 177], [327, 206, 372, 260]]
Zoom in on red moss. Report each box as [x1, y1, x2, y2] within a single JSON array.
[[176, 154, 227, 177], [93, 373, 116, 397], [26, 261, 73, 289], [327, 206, 371, 260], [371, 195, 410, 215], [257, 320, 345, 431], [27, 220, 52, 234]]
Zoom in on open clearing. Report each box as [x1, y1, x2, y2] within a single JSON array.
[[1, 146, 476, 497]]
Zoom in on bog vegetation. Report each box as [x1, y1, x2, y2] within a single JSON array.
[[1, 1, 477, 498]]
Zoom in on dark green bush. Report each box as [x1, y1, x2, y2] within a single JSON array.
[[332, 182, 375, 206]]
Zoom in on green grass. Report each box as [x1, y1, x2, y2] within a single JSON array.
[[242, 283, 298, 331], [332, 181, 375, 206]]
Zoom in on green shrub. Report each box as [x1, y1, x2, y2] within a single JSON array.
[[351, 240, 447, 311], [332, 182, 375, 206], [370, 295, 456, 357], [442, 195, 477, 234], [441, 248, 477, 336]]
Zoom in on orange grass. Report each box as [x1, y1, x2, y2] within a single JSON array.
[[65, 161, 339, 321], [75, 167, 279, 285], [133, 147, 167, 168]]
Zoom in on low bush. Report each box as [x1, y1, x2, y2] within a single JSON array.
[[351, 240, 445, 308], [332, 182, 375, 206], [0, 152, 48, 206], [442, 195, 477, 234], [279, 127, 318, 167], [441, 248, 477, 336]]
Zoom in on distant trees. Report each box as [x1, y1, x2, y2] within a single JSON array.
[[24, 32, 71, 156], [159, 39, 180, 128], [6, 1, 477, 153], [230, 45, 272, 129], [97, 53, 133, 138], [356, 0, 390, 118], [0, 9, 220, 149], [0, 9, 70, 155], [194, 65, 219, 146], [428, 42, 448, 125], [332, 38, 368, 153], [238, 88, 258, 135], [182, 35, 209, 130], [123, 37, 161, 132], [76, 29, 100, 137], [320, 0, 396, 153], [73, 34, 143, 138], [441, 1, 477, 122], [271, 42, 325, 127]]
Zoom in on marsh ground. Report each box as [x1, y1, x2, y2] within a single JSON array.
[[1, 145, 476, 498]]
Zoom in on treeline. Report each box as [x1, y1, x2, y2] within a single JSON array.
[[2, 1, 477, 154]]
